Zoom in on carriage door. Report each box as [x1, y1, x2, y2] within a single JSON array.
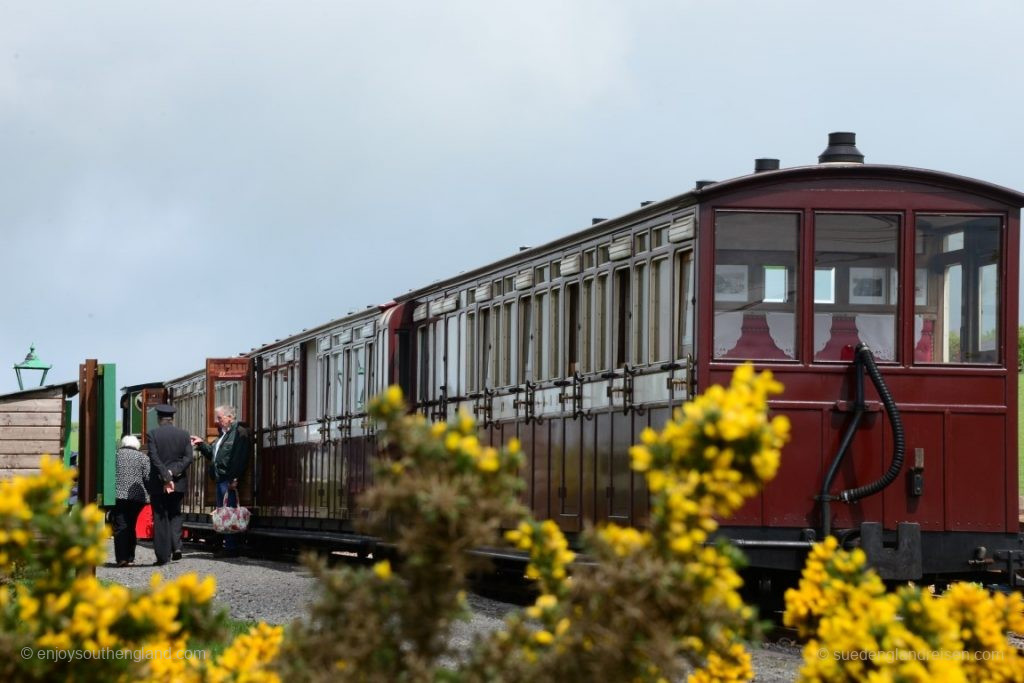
[[138, 387, 168, 446], [205, 358, 254, 505]]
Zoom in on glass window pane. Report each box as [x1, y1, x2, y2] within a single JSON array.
[[714, 213, 798, 360], [581, 279, 593, 373], [595, 275, 608, 371], [519, 297, 532, 382], [633, 263, 647, 365], [675, 251, 693, 359], [651, 258, 670, 362], [813, 214, 899, 362], [536, 292, 549, 380], [550, 289, 560, 378], [467, 312, 476, 392], [615, 268, 631, 368], [566, 283, 579, 376], [914, 215, 1001, 364]]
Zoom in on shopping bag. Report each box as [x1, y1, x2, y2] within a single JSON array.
[[211, 491, 250, 534]]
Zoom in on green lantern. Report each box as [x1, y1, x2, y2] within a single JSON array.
[[14, 344, 51, 390]]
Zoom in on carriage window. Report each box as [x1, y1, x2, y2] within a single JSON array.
[[300, 341, 316, 422], [519, 297, 533, 383], [675, 250, 694, 359], [262, 374, 272, 427], [535, 291, 550, 380], [466, 312, 476, 392], [417, 328, 429, 403], [633, 262, 648, 365], [343, 349, 353, 413], [614, 268, 631, 368], [566, 283, 579, 375], [447, 315, 460, 396], [914, 215, 1001, 364], [479, 309, 491, 389], [714, 213, 798, 360], [595, 274, 609, 371], [433, 320, 445, 399], [333, 352, 346, 414], [651, 257, 670, 362], [319, 355, 330, 418], [550, 288, 560, 379], [366, 342, 375, 408], [813, 214, 899, 362], [277, 369, 287, 424], [581, 278, 593, 373], [502, 301, 514, 385], [353, 347, 366, 413]]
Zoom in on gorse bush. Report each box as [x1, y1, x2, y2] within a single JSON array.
[[0, 456, 282, 682], [784, 537, 1024, 681], [280, 365, 790, 682], [4, 366, 1022, 681]]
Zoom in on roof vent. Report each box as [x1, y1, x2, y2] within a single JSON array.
[[818, 131, 864, 164], [695, 179, 716, 190], [754, 158, 780, 173], [592, 218, 606, 225], [640, 201, 654, 207]]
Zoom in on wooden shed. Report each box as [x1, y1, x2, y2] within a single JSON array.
[[0, 382, 78, 479]]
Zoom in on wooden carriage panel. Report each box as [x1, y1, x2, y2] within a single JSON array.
[[555, 415, 583, 533], [517, 421, 534, 512], [825, 409, 885, 529], [881, 411, 945, 531], [946, 413, 1006, 532], [610, 411, 632, 524], [762, 408, 822, 527], [531, 419, 551, 521], [592, 411, 612, 523]]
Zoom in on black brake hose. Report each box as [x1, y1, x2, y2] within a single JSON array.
[[838, 344, 905, 503]]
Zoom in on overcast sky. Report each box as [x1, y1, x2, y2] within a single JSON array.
[[2, 1, 1024, 394]]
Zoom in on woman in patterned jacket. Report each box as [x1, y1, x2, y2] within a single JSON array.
[[113, 434, 151, 566]]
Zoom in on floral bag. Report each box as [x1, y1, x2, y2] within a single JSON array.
[[211, 491, 250, 534]]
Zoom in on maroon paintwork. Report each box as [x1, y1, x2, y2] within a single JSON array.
[[697, 167, 1021, 535]]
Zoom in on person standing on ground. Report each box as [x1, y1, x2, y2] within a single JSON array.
[[147, 404, 194, 565], [192, 404, 250, 557], [112, 434, 150, 567]]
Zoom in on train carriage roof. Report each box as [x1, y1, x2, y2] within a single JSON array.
[[395, 159, 1024, 304]]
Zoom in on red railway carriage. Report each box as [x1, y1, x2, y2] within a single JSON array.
[[392, 132, 1023, 583], [138, 132, 1024, 584], [696, 136, 1023, 582]]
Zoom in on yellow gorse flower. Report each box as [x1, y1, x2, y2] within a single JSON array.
[[0, 456, 286, 682]]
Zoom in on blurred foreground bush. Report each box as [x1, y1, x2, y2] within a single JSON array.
[[784, 537, 1024, 681], [281, 366, 789, 682], [0, 456, 281, 681]]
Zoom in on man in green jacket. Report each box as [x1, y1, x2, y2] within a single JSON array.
[[192, 404, 250, 556]]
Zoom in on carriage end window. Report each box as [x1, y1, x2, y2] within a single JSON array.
[[713, 212, 799, 360], [914, 215, 1001, 364], [813, 214, 900, 362]]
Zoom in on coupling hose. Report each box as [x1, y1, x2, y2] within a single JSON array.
[[838, 344, 905, 502]]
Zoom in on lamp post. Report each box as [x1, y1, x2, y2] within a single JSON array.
[[14, 344, 51, 390]]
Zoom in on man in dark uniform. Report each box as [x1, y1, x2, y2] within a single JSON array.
[[147, 404, 194, 565]]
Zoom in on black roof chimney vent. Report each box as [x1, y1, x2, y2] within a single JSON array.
[[640, 201, 654, 207], [695, 179, 716, 190], [818, 132, 864, 164], [592, 218, 606, 225], [754, 158, 780, 173]]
